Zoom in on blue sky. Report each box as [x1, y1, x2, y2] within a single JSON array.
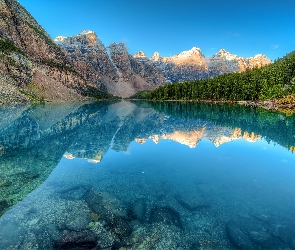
[[18, 0, 295, 61]]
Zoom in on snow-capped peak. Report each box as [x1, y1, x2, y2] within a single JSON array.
[[150, 52, 161, 61], [253, 54, 264, 58], [175, 47, 204, 58], [79, 30, 95, 35], [134, 51, 147, 58], [214, 49, 238, 60], [54, 36, 67, 42]]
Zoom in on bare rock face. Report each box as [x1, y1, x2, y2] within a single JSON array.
[[0, 0, 107, 104], [55, 33, 166, 97], [54, 31, 119, 88]]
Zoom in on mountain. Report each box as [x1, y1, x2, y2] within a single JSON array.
[[0, 0, 108, 104], [55, 31, 165, 98], [137, 47, 271, 83], [55, 32, 271, 97], [208, 49, 272, 75]]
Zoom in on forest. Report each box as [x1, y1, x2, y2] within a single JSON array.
[[136, 50, 295, 101]]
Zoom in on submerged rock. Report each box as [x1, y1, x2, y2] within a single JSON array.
[[272, 224, 295, 245], [90, 222, 115, 249], [130, 198, 147, 223], [174, 193, 211, 212], [83, 189, 127, 219], [149, 206, 182, 229], [226, 221, 256, 249], [109, 216, 133, 240], [58, 184, 91, 201], [248, 231, 275, 249], [0, 200, 9, 216], [53, 230, 98, 249]]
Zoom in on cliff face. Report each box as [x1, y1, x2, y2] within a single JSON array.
[[0, 0, 107, 104], [55, 32, 165, 98]]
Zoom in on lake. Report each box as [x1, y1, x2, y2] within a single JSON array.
[[0, 100, 295, 249]]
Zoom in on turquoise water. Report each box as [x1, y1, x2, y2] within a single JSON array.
[[0, 101, 295, 249]]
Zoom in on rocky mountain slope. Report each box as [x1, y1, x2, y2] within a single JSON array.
[[55, 31, 165, 98], [0, 0, 108, 104]]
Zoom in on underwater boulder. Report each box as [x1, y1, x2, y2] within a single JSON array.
[[149, 206, 182, 229], [249, 231, 278, 249], [130, 198, 147, 223], [0, 200, 9, 216], [108, 216, 133, 240], [174, 193, 211, 212], [83, 189, 127, 219], [226, 220, 256, 249]]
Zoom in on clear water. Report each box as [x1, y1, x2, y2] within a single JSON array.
[[0, 101, 295, 249]]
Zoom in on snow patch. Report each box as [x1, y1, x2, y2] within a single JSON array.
[[106, 46, 122, 78], [54, 36, 67, 43], [79, 30, 95, 35]]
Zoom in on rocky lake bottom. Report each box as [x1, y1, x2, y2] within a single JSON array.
[[0, 101, 295, 249]]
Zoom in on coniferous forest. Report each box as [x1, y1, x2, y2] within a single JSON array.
[[143, 51, 295, 101]]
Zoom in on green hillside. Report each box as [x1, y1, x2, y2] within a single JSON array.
[[147, 51, 295, 101]]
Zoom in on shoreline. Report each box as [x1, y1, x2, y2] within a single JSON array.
[[1, 98, 295, 115], [128, 98, 295, 114]]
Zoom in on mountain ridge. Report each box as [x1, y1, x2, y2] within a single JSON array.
[[54, 30, 271, 97]]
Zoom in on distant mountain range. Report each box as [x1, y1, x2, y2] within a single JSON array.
[[0, 0, 271, 103], [54, 31, 271, 97]]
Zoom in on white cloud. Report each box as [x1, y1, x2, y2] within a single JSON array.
[[271, 44, 279, 49]]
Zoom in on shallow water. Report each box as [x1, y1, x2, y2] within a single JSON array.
[[0, 101, 295, 249]]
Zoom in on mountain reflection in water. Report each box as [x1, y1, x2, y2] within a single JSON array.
[[0, 101, 295, 249]]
